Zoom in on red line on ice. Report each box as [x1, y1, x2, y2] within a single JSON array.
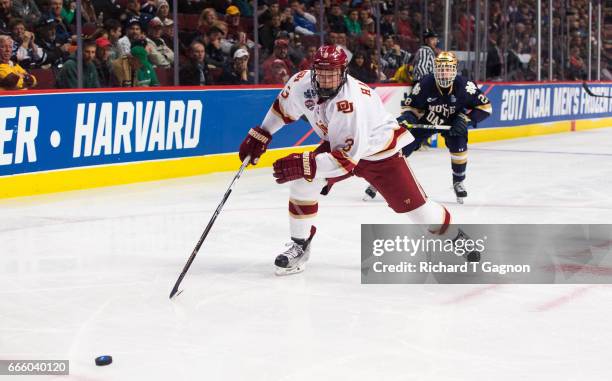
[[534, 286, 595, 311]]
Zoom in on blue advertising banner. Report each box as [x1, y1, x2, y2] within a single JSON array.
[[0, 82, 610, 197], [475, 82, 612, 128], [0, 88, 316, 177]]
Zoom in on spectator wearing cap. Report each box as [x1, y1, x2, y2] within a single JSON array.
[[379, 12, 396, 37], [12, 0, 41, 27], [224, 5, 254, 53], [117, 17, 146, 57], [288, 0, 316, 35], [343, 8, 361, 37], [1, 0, 19, 34], [327, 3, 347, 34], [180, 40, 208, 86], [156, 0, 173, 34], [35, 16, 70, 67], [56, 39, 100, 88], [145, 16, 173, 67], [262, 58, 289, 84], [9, 18, 44, 68], [123, 0, 153, 29], [129, 45, 159, 86], [224, 6, 246, 45], [262, 38, 295, 79], [218, 48, 252, 84], [0, 35, 37, 90], [94, 36, 112, 86], [413, 29, 438, 81]]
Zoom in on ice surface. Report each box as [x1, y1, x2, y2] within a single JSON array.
[[1, 128, 612, 380]]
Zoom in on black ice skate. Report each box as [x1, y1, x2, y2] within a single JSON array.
[[454, 228, 481, 262], [453, 181, 467, 204], [275, 226, 316, 276], [363, 185, 378, 201]]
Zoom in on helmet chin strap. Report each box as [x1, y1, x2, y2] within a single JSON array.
[[316, 84, 341, 100]]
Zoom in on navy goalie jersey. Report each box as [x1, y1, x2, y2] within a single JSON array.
[[400, 74, 492, 126]]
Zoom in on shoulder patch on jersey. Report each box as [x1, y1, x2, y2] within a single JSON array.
[[411, 82, 421, 95], [304, 99, 315, 110], [465, 81, 477, 95], [304, 88, 317, 99]]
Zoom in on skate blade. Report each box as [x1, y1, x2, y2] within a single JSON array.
[[456, 197, 465, 204], [275, 263, 306, 276], [362, 195, 375, 201]]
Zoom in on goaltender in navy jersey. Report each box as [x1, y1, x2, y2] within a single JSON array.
[[262, 70, 415, 178], [401, 74, 492, 129]]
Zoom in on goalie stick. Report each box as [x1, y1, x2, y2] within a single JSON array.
[[169, 156, 251, 299], [582, 82, 612, 99]]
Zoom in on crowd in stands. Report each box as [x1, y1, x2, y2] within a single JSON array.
[[0, 0, 610, 90]]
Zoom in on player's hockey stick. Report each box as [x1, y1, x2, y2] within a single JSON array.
[[399, 121, 452, 130], [169, 156, 251, 299], [582, 82, 612, 98]]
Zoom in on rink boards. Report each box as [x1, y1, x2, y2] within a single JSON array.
[[0, 81, 611, 198]]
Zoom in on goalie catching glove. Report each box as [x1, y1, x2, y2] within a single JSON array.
[[273, 152, 317, 184], [239, 127, 272, 165]]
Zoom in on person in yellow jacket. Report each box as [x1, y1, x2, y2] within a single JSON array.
[[0, 35, 37, 90], [390, 62, 414, 83]]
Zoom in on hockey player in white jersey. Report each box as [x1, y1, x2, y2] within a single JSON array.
[[238, 45, 478, 275]]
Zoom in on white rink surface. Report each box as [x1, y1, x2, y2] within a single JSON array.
[[2, 128, 612, 381]]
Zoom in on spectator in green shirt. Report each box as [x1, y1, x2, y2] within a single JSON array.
[[130, 45, 159, 86], [56, 39, 100, 88]]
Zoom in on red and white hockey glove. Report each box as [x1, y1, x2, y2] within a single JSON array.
[[239, 127, 272, 165], [273, 152, 317, 184]]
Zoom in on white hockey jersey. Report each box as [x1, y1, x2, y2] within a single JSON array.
[[261, 70, 414, 179]]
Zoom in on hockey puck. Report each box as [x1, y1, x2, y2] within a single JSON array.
[[95, 356, 112, 366]]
